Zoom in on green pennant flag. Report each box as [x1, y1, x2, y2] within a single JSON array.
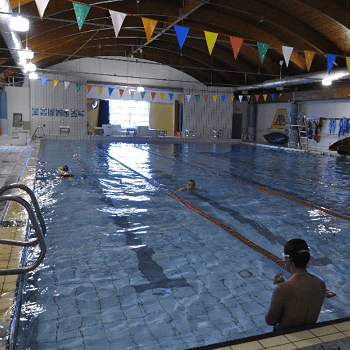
[[76, 83, 81, 92], [73, 2, 91, 30], [141, 91, 146, 100], [195, 95, 200, 102], [257, 42, 269, 64]]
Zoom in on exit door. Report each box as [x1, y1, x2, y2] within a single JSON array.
[[232, 113, 242, 139]]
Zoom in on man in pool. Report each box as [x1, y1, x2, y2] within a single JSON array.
[[179, 179, 205, 192], [265, 239, 326, 331]]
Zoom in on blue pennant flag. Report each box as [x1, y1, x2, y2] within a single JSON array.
[[42, 77, 48, 86], [174, 25, 190, 50], [169, 93, 174, 101], [325, 53, 337, 74], [108, 87, 114, 96]]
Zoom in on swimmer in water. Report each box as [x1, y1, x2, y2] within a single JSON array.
[[179, 180, 205, 192]]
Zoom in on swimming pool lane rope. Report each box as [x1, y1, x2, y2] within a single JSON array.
[[91, 143, 287, 271], [135, 145, 350, 223]]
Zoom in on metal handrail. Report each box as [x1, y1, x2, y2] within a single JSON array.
[[0, 186, 46, 275], [31, 126, 45, 140], [0, 184, 46, 235]]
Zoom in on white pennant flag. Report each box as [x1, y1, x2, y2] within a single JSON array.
[[282, 46, 294, 68], [35, 0, 50, 19], [64, 81, 70, 89], [239, 95, 243, 103], [109, 10, 126, 37], [186, 94, 191, 103]]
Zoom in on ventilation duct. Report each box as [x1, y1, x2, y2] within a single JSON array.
[[0, 0, 25, 73]]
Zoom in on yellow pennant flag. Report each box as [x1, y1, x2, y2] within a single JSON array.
[[98, 86, 103, 94], [160, 93, 165, 100], [204, 31, 218, 55], [304, 50, 315, 72], [212, 95, 217, 103], [119, 89, 124, 97], [142, 17, 158, 42], [263, 94, 267, 101], [346, 57, 350, 74], [230, 95, 235, 102], [53, 79, 59, 88]]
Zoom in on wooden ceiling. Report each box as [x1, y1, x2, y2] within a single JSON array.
[[3, 0, 350, 93]]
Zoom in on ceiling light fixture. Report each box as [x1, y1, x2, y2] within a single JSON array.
[[10, 0, 29, 32], [322, 78, 332, 86], [19, 48, 34, 60], [29, 72, 38, 80], [24, 62, 36, 72], [137, 86, 144, 92]]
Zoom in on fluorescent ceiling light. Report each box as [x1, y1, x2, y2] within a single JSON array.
[[322, 78, 332, 86], [10, 15, 29, 32]]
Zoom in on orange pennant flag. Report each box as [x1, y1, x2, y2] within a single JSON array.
[[263, 94, 267, 101], [119, 89, 124, 97], [177, 94, 182, 101], [151, 92, 156, 100], [87, 84, 93, 93], [53, 79, 59, 88], [204, 95, 209, 102], [230, 95, 235, 102], [230, 37, 244, 59], [204, 31, 218, 55], [255, 95, 259, 102], [98, 86, 103, 94], [142, 17, 158, 42], [304, 50, 315, 72]]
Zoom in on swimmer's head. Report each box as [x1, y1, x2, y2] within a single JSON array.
[[284, 239, 310, 268], [186, 180, 196, 190], [62, 165, 69, 172]]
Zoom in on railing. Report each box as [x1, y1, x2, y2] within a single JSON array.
[[212, 130, 223, 138], [0, 184, 46, 275], [31, 126, 45, 140]]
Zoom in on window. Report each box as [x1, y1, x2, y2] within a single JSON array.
[[108, 99, 150, 128]]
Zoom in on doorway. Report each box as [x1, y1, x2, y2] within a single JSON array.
[[232, 113, 242, 139]]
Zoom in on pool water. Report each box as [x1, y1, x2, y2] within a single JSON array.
[[15, 140, 350, 350]]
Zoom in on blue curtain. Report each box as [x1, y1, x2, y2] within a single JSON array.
[[97, 99, 110, 126]]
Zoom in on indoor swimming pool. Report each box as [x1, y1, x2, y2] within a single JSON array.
[[14, 140, 350, 349]]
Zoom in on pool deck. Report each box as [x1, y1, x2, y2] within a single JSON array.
[[0, 134, 349, 350]]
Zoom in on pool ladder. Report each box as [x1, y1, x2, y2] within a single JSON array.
[[0, 184, 46, 275]]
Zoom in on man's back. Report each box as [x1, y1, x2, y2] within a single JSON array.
[[266, 272, 326, 331]]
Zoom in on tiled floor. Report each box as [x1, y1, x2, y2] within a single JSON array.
[[0, 134, 349, 350]]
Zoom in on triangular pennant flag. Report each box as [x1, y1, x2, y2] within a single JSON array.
[[213, 95, 217, 103], [186, 94, 191, 102], [109, 10, 126, 38], [142, 17, 158, 42], [35, 0, 50, 19], [263, 94, 267, 101], [204, 95, 209, 102], [247, 95, 251, 102], [325, 53, 337, 74], [230, 37, 244, 59], [177, 94, 182, 101], [279, 93, 283, 98], [271, 93, 275, 101], [141, 91, 146, 100], [160, 93, 165, 100], [53, 79, 59, 88], [98, 86, 103, 94], [174, 25, 190, 50], [346, 57, 350, 74], [87, 84, 93, 93], [41, 77, 47, 86], [204, 31, 218, 55], [108, 87, 114, 96], [151, 92, 156, 100], [304, 50, 315, 71], [73, 2, 91, 30], [64, 81, 70, 89], [239, 95, 243, 103], [169, 93, 173, 100], [257, 42, 269, 64], [230, 95, 235, 102], [221, 95, 226, 102], [76, 83, 81, 92], [119, 89, 124, 97], [130, 90, 135, 98], [195, 95, 200, 102], [255, 94, 259, 102], [282, 46, 293, 67]]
